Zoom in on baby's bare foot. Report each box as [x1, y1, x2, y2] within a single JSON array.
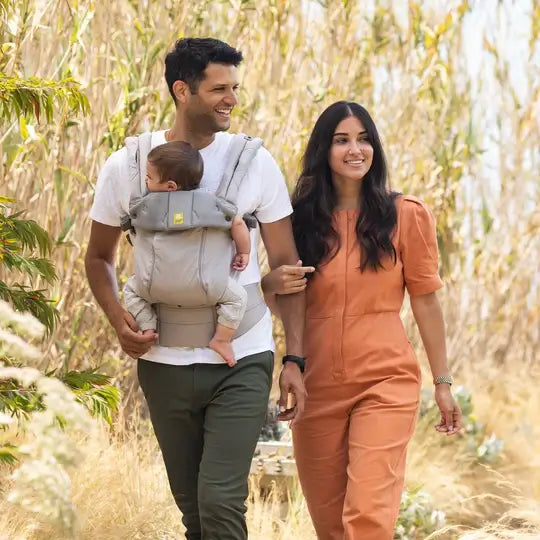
[[209, 338, 236, 367]]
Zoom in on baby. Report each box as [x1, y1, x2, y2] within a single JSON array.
[[123, 140, 250, 366]]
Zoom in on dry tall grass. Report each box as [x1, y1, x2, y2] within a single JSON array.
[[1, 0, 539, 539], [0, 420, 539, 539]]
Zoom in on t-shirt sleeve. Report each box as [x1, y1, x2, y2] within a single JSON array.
[[400, 197, 444, 296], [252, 147, 293, 223], [89, 148, 130, 227]]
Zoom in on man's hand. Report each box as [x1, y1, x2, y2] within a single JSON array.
[[277, 362, 307, 427], [85, 221, 157, 359], [261, 260, 315, 295], [110, 306, 157, 359]]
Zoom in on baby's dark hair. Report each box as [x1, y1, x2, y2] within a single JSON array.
[[147, 141, 203, 190]]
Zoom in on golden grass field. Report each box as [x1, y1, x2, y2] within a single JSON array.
[[0, 0, 538, 538]]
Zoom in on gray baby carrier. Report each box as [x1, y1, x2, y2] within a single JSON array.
[[120, 132, 267, 348]]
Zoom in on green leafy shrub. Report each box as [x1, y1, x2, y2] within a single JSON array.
[[0, 198, 120, 437], [0, 300, 120, 459], [395, 487, 446, 539], [0, 196, 58, 332]]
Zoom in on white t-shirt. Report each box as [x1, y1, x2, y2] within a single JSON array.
[[90, 130, 292, 365]]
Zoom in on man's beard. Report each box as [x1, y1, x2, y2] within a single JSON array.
[[187, 108, 228, 134]]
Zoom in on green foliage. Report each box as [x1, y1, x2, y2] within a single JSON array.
[[395, 487, 446, 539], [0, 2, 120, 459], [0, 363, 97, 534], [0, 363, 120, 465], [0, 362, 120, 429], [60, 368, 121, 427], [102, 36, 167, 151], [0, 197, 58, 333], [0, 442, 17, 464], [0, 73, 90, 124], [0, 197, 51, 254], [0, 368, 43, 421], [0, 199, 119, 463], [0, 283, 57, 333]]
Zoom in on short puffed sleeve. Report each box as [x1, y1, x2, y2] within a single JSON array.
[[399, 196, 444, 296]]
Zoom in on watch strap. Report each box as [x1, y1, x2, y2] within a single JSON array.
[[282, 355, 305, 373]]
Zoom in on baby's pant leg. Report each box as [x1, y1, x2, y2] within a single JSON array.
[[216, 279, 247, 330], [123, 274, 157, 331]]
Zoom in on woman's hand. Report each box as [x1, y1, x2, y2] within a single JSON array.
[[434, 384, 462, 436], [261, 260, 315, 295]]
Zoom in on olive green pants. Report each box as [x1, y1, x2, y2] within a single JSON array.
[[137, 351, 274, 540]]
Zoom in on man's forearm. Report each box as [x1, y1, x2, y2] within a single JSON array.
[[85, 256, 123, 326], [275, 291, 306, 357], [259, 216, 307, 357]]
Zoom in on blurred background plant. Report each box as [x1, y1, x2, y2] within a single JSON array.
[[0, 0, 538, 538], [0, 300, 101, 536], [0, 195, 119, 431], [395, 487, 447, 540]]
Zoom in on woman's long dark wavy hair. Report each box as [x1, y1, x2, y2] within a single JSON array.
[[292, 101, 399, 272]]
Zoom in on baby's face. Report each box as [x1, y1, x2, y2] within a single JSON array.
[[145, 161, 169, 192]]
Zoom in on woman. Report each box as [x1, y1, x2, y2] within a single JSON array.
[[263, 101, 461, 539]]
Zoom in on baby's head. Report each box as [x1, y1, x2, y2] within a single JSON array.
[[145, 141, 204, 192]]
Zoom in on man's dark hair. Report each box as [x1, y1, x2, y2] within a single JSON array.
[[147, 141, 203, 191], [164, 37, 243, 100]]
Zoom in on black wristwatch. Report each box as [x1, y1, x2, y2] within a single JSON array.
[[282, 355, 306, 373]]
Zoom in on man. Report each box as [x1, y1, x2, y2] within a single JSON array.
[[85, 38, 311, 539]]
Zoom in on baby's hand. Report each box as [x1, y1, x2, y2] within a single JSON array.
[[232, 253, 250, 271], [142, 329, 158, 337]]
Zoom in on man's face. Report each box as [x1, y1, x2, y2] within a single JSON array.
[[184, 63, 239, 133]]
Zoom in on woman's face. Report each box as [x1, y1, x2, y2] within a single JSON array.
[[328, 115, 373, 183]]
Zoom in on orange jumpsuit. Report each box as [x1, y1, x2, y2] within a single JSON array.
[[292, 196, 443, 540]]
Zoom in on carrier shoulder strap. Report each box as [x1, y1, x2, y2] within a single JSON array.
[[216, 134, 264, 205], [120, 132, 153, 231], [128, 132, 152, 207]]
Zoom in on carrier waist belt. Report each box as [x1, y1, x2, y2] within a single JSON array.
[[155, 283, 267, 348]]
